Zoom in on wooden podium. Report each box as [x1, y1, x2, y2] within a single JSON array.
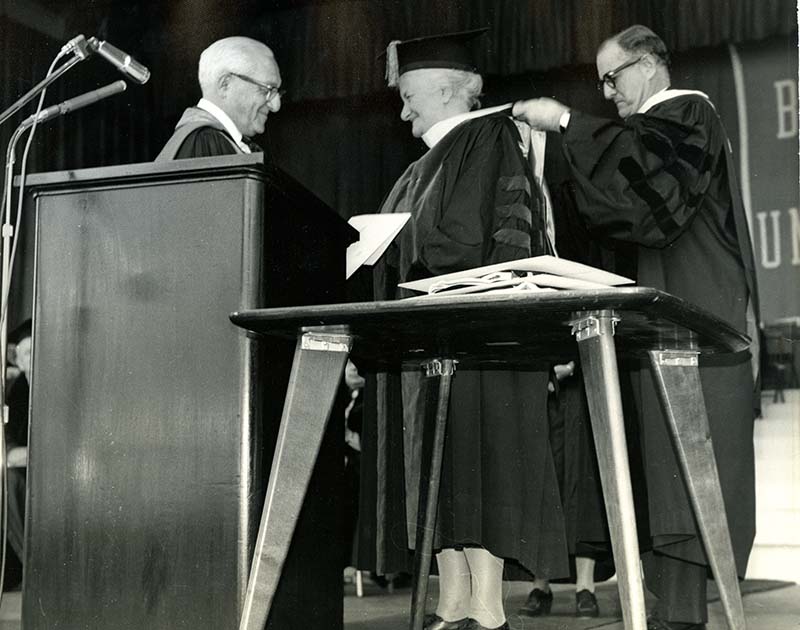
[[19, 154, 356, 630]]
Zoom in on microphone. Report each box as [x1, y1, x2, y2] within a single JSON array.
[[87, 37, 150, 85], [19, 80, 127, 129]]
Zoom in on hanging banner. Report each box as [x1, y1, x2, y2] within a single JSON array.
[[732, 38, 800, 323]]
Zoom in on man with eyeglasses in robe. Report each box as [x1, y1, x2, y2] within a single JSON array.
[[513, 24, 760, 630], [157, 36, 283, 160]]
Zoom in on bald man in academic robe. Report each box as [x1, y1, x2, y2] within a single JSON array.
[[157, 36, 282, 160]]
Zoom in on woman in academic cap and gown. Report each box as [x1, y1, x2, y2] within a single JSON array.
[[357, 29, 569, 630]]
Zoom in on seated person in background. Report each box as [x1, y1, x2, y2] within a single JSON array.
[[4, 319, 32, 589], [361, 29, 568, 630], [157, 36, 282, 160]]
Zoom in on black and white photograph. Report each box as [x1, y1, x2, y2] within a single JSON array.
[[0, 2, 797, 629]]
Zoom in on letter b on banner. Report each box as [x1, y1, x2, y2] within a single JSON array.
[[774, 79, 798, 140]]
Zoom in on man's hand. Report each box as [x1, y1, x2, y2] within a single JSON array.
[[553, 361, 575, 381], [512, 98, 569, 132], [548, 361, 576, 392]]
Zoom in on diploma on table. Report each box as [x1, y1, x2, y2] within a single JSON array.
[[398, 255, 634, 295], [346, 213, 411, 279]]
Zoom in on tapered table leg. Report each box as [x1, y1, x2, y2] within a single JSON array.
[[410, 359, 456, 630], [573, 311, 647, 630], [239, 329, 352, 630], [648, 350, 746, 630]]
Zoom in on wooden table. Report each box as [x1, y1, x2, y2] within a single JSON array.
[[230, 287, 750, 630]]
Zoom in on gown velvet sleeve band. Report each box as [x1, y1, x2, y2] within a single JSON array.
[[562, 99, 723, 248], [410, 115, 549, 279]]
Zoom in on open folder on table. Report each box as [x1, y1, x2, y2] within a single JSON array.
[[398, 255, 635, 296], [346, 213, 411, 279]]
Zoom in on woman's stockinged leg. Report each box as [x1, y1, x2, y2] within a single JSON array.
[[575, 556, 596, 593], [435, 548, 471, 621], [464, 547, 506, 628]]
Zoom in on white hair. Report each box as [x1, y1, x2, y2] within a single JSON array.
[[406, 68, 483, 110], [198, 36, 275, 96]]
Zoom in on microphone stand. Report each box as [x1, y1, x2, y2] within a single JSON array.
[[0, 56, 82, 128], [0, 34, 94, 128], [0, 124, 27, 607], [0, 123, 34, 394]]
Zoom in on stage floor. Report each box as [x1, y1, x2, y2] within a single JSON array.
[[749, 388, 800, 583], [0, 578, 797, 629], [342, 578, 800, 630]]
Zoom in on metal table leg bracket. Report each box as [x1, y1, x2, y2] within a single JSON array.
[[570, 310, 620, 342]]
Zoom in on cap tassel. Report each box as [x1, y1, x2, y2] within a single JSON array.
[[385, 40, 400, 87]]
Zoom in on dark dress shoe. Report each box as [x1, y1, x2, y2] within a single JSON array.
[[646, 617, 707, 630], [518, 587, 553, 616], [463, 620, 510, 630], [423, 613, 470, 630], [575, 589, 599, 617]]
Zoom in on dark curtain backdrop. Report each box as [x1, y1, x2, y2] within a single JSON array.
[[3, 0, 794, 168], [252, 0, 796, 101], [1, 0, 796, 326]]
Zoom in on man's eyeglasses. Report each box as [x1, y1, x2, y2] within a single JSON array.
[[596, 55, 646, 92], [229, 72, 285, 102]]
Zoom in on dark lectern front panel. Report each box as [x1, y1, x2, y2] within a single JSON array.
[[27, 173, 259, 629], [22, 157, 352, 630]]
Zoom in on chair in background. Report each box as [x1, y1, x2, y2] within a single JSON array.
[[763, 320, 799, 403]]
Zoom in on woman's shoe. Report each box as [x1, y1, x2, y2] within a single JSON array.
[[463, 620, 510, 630], [646, 618, 706, 630], [575, 589, 599, 617], [518, 587, 553, 616], [423, 613, 470, 630]]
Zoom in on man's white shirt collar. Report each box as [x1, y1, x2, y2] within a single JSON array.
[[637, 88, 711, 114], [422, 103, 512, 149], [197, 98, 251, 153]]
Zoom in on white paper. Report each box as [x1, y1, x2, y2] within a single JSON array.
[[422, 273, 556, 297], [398, 255, 635, 293], [346, 213, 410, 279], [526, 273, 615, 290]]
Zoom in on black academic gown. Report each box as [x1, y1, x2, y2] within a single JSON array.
[[156, 107, 258, 160], [561, 92, 760, 576], [359, 113, 569, 580]]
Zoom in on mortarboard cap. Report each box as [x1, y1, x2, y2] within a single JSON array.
[[383, 27, 488, 87]]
